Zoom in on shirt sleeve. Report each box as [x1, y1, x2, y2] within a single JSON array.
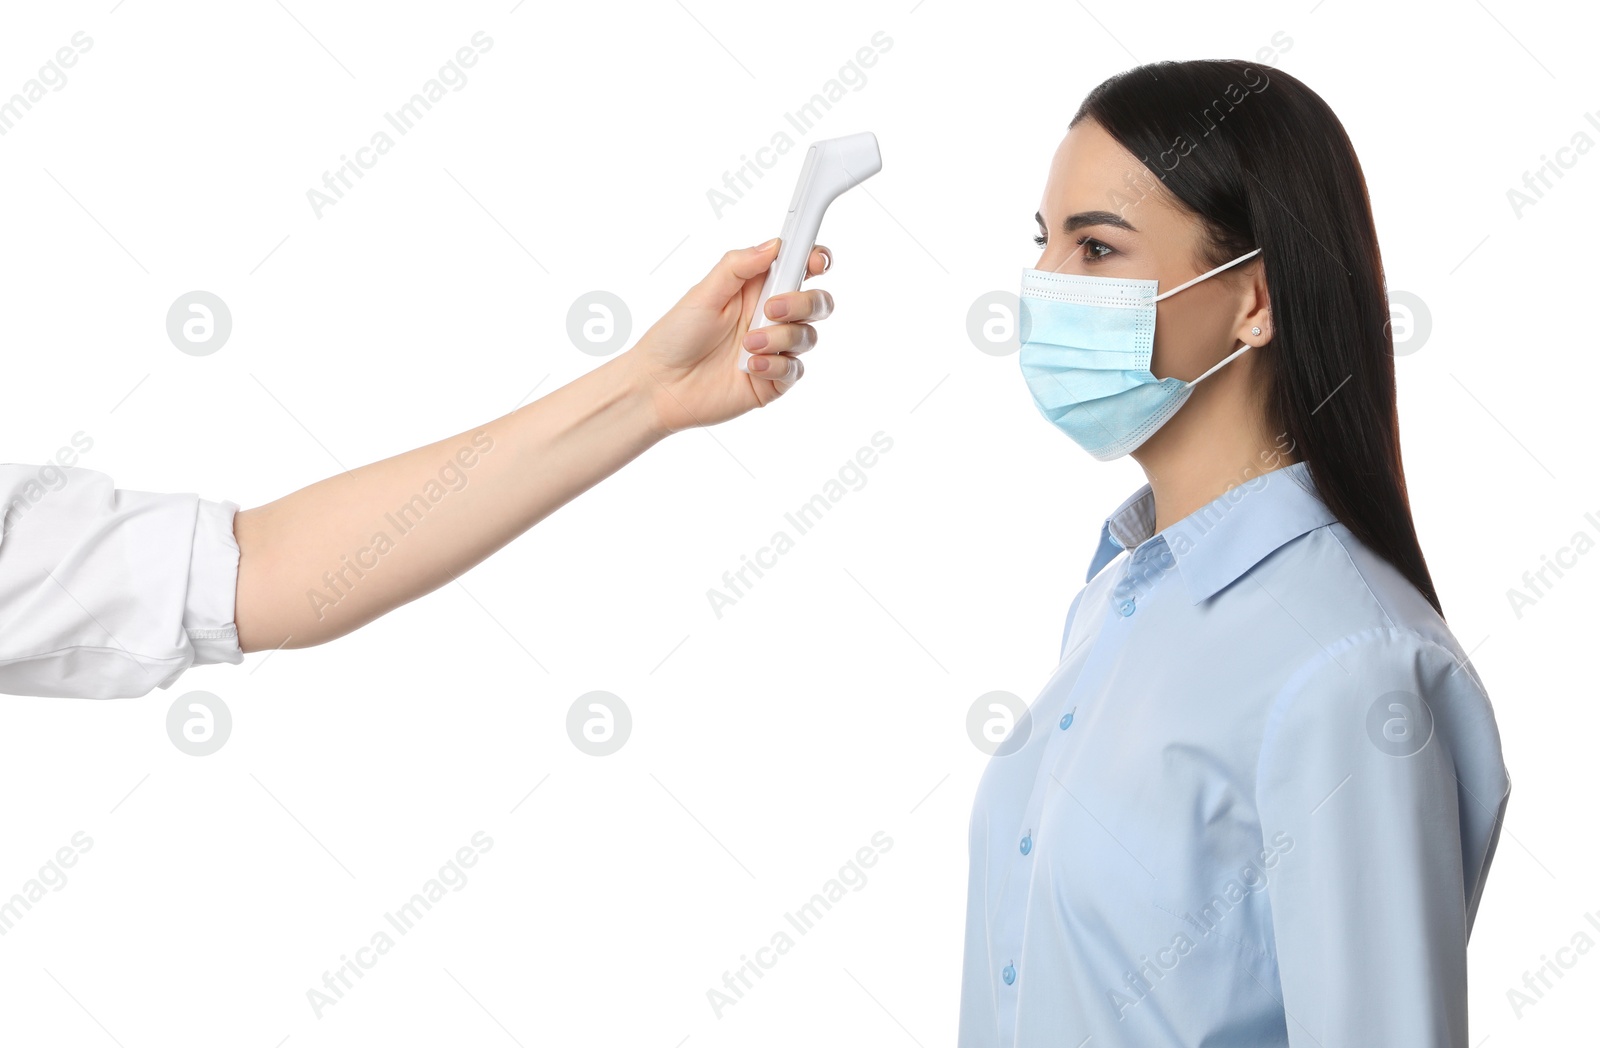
[[0, 464, 244, 699], [1254, 625, 1510, 1048]]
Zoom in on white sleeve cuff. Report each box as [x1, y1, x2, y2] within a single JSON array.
[[182, 497, 244, 669]]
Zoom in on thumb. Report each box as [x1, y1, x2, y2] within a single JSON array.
[[685, 238, 780, 307]]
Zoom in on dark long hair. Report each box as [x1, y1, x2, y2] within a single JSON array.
[[1073, 60, 1443, 617]]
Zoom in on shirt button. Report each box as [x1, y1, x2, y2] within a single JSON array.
[[1060, 707, 1075, 730], [1020, 833, 1032, 856], [1002, 963, 1016, 986], [1118, 598, 1136, 616]]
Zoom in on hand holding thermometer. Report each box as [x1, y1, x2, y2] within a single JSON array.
[[737, 131, 883, 373]]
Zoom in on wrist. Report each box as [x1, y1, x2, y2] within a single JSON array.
[[605, 349, 677, 445]]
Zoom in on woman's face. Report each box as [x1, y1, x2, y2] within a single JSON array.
[[1033, 119, 1260, 384]]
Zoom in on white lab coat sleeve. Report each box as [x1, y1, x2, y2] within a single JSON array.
[[0, 464, 244, 699], [1253, 626, 1510, 1048]]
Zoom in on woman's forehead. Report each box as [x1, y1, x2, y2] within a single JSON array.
[[1041, 125, 1187, 231]]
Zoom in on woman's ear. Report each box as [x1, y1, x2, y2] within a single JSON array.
[[1239, 263, 1272, 346]]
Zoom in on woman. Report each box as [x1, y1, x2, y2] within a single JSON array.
[[959, 61, 1510, 1046], [0, 238, 834, 698]]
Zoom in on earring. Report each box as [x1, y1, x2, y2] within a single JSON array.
[[1251, 326, 1262, 336]]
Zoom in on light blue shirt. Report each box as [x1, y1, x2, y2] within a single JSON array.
[[959, 460, 1511, 1047]]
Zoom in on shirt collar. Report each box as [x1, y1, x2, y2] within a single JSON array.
[[1085, 460, 1337, 604]]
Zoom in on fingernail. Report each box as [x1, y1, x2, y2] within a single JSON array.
[[755, 237, 779, 250], [749, 355, 771, 371], [767, 299, 789, 319], [744, 330, 769, 350], [821, 250, 832, 272]]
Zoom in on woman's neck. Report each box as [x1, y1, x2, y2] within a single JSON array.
[[1131, 366, 1298, 534]]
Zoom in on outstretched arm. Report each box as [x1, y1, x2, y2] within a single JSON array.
[[232, 239, 833, 652]]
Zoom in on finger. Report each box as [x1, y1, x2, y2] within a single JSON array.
[[743, 321, 818, 358], [748, 352, 805, 385], [775, 354, 806, 393], [803, 244, 833, 279], [765, 288, 834, 324], [685, 238, 781, 307]]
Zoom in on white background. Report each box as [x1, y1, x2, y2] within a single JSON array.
[[0, 0, 1594, 1044]]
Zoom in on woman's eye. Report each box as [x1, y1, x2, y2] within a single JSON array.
[[1077, 236, 1113, 262], [1033, 233, 1048, 247]]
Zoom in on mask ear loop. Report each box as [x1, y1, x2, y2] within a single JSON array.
[[1187, 340, 1255, 387], [1145, 248, 1263, 303], [1143, 247, 1264, 387]]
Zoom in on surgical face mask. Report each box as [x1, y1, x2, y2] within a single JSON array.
[[1018, 247, 1263, 460]]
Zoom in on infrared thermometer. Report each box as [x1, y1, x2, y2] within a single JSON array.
[[737, 131, 883, 373]]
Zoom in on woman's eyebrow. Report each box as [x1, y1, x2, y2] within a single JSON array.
[[1035, 209, 1139, 234]]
